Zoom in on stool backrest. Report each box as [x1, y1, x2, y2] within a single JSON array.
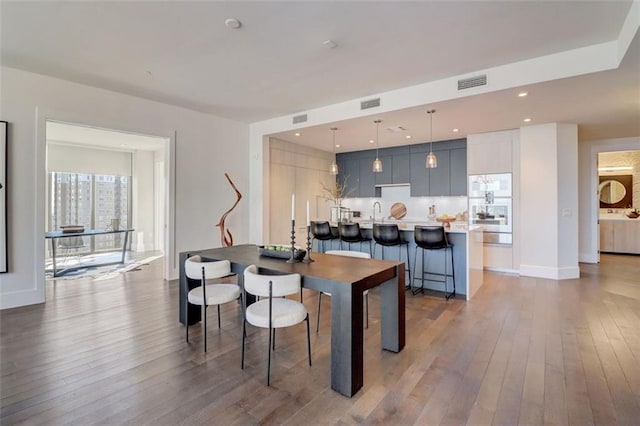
[[373, 223, 401, 245], [338, 222, 363, 242], [243, 264, 301, 297], [325, 250, 371, 259], [185, 255, 231, 280], [311, 221, 333, 240], [414, 226, 449, 249]]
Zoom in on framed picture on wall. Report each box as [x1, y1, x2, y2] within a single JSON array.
[[1, 120, 7, 273]]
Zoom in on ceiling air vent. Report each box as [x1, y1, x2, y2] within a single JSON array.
[[360, 98, 381, 110], [292, 114, 307, 124], [458, 75, 487, 90]]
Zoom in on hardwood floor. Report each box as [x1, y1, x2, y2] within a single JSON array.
[[1, 254, 639, 425]]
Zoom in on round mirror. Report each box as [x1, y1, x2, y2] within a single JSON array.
[[599, 180, 627, 204]]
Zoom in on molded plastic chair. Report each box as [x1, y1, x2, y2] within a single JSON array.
[[317, 250, 371, 332], [241, 265, 311, 386], [412, 226, 455, 299], [311, 221, 340, 253], [338, 222, 372, 255], [372, 223, 411, 288], [185, 255, 241, 352]]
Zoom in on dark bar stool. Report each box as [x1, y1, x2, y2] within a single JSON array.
[[372, 223, 411, 288], [338, 222, 372, 255], [311, 221, 340, 253], [412, 225, 455, 299]]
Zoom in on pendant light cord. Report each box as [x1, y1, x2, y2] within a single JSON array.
[[375, 119, 381, 157]]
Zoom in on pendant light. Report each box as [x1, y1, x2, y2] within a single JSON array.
[[425, 109, 438, 168], [372, 119, 383, 173], [329, 127, 339, 175]]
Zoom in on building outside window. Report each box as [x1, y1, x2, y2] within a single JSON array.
[[48, 172, 131, 255]]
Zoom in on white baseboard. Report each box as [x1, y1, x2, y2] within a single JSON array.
[[520, 264, 580, 280], [0, 288, 45, 310], [484, 266, 519, 275], [579, 252, 598, 263]]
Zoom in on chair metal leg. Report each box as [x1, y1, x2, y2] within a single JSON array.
[[267, 323, 272, 386], [217, 305, 221, 328], [316, 292, 322, 333], [185, 297, 189, 343], [272, 328, 276, 351], [306, 314, 312, 366], [241, 319, 246, 369], [202, 304, 207, 353], [405, 244, 412, 289]]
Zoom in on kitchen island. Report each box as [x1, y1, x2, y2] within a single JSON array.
[[327, 222, 484, 300]]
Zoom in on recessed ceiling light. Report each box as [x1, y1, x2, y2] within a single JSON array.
[[294, 132, 300, 136], [518, 92, 528, 97], [323, 40, 337, 49], [369, 139, 375, 144], [120, 143, 127, 147], [225, 18, 242, 29], [452, 128, 459, 132], [523, 118, 532, 122], [335, 144, 341, 148], [405, 135, 412, 139]]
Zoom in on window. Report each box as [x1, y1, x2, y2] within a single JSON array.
[[48, 172, 131, 254]]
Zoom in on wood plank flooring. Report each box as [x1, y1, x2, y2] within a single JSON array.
[[1, 254, 639, 425]]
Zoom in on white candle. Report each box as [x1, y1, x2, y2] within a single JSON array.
[[306, 200, 310, 226], [291, 193, 295, 220]]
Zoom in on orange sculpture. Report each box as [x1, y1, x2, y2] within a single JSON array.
[[216, 173, 242, 247]]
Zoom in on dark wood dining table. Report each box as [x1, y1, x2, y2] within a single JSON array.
[[179, 244, 405, 397]]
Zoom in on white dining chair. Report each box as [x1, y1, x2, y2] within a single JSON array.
[[185, 255, 240, 353], [318, 250, 371, 332], [241, 265, 311, 386]]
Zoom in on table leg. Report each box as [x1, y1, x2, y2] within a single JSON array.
[[121, 231, 130, 264], [380, 263, 406, 352], [51, 238, 58, 277], [330, 283, 364, 397]]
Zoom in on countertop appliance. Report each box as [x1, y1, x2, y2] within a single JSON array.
[[468, 173, 512, 244]]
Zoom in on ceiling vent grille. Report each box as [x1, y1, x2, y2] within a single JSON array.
[[360, 98, 381, 110], [292, 114, 307, 124], [458, 75, 487, 90]]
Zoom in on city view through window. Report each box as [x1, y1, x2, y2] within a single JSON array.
[[48, 172, 131, 255]]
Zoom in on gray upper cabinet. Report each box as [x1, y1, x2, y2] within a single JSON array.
[[358, 158, 376, 197], [374, 155, 393, 185], [410, 154, 430, 196], [429, 150, 451, 196], [337, 139, 466, 197], [392, 154, 411, 184], [449, 148, 467, 195], [338, 159, 359, 197]]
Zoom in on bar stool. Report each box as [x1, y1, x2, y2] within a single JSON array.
[[412, 226, 455, 300], [311, 221, 340, 253], [338, 222, 372, 255], [372, 223, 411, 288]]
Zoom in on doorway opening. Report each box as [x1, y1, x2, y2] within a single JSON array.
[[45, 121, 169, 281], [596, 150, 639, 258]]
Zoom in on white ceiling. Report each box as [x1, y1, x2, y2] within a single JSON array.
[[2, 1, 639, 152]]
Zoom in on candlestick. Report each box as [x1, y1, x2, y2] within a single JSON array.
[[302, 225, 314, 263], [286, 219, 300, 263], [291, 193, 295, 220], [306, 200, 310, 226]]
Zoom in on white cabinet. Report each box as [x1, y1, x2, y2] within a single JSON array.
[[467, 129, 518, 175], [600, 219, 640, 254]]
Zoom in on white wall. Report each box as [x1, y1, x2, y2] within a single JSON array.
[[0, 66, 249, 309], [578, 136, 640, 263], [47, 143, 133, 176], [132, 150, 155, 252], [520, 123, 579, 279]]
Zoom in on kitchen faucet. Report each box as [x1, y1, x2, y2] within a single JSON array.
[[373, 201, 381, 222]]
